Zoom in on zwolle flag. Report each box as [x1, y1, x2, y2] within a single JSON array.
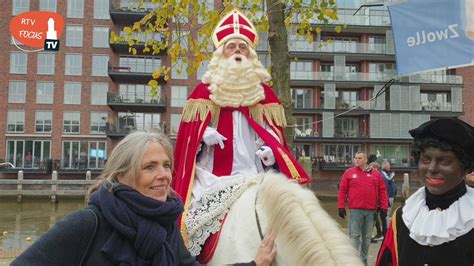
[[388, 0, 474, 76]]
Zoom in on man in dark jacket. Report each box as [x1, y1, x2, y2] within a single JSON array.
[[380, 161, 397, 218], [338, 151, 388, 265]]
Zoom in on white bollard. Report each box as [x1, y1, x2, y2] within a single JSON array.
[[51, 171, 58, 203], [17, 171, 24, 203], [86, 171, 91, 180]]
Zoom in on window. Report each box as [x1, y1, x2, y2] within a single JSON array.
[[10, 52, 27, 74], [7, 110, 25, 133], [420, 92, 451, 111], [12, 0, 29, 15], [90, 112, 107, 133], [293, 143, 313, 158], [63, 112, 80, 134], [66, 25, 83, 47], [6, 140, 51, 168], [334, 117, 359, 137], [336, 91, 358, 109], [67, 0, 84, 18], [93, 27, 109, 47], [64, 82, 81, 105], [93, 0, 110, 19], [258, 54, 271, 68], [196, 60, 209, 80], [119, 84, 155, 103], [294, 116, 314, 137], [119, 57, 161, 72], [368, 36, 386, 53], [293, 88, 313, 108], [198, 0, 214, 24], [8, 81, 27, 103], [171, 86, 188, 107], [65, 54, 82, 75], [88, 141, 107, 168], [91, 83, 108, 105], [92, 55, 109, 76], [39, 0, 57, 11], [321, 144, 361, 164], [370, 145, 410, 167], [35, 111, 52, 133], [37, 53, 55, 74], [290, 61, 313, 79], [36, 82, 54, 104], [172, 58, 188, 80], [133, 113, 161, 131], [170, 114, 182, 135], [62, 141, 87, 168]]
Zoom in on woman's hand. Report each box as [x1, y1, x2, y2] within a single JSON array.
[[254, 231, 277, 266]]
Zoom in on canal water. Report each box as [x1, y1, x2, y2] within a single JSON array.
[[0, 197, 349, 252], [1, 197, 400, 257]]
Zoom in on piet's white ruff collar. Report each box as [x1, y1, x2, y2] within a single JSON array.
[[402, 185, 474, 246]]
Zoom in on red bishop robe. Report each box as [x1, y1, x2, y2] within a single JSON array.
[[172, 82, 311, 262]]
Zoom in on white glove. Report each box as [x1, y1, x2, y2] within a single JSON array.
[[256, 146, 275, 166], [202, 127, 227, 149]]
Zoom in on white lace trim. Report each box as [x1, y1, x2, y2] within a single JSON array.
[[186, 177, 258, 256], [402, 185, 474, 246]]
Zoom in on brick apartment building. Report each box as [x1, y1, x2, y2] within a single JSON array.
[[0, 0, 472, 182]]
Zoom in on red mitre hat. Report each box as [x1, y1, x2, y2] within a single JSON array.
[[212, 8, 259, 48]]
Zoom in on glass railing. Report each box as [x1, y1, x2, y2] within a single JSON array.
[[291, 9, 391, 27], [398, 73, 463, 84], [356, 100, 376, 110], [290, 70, 462, 84], [420, 101, 452, 111], [294, 128, 318, 137], [108, 61, 160, 74], [114, 31, 165, 43], [110, 0, 157, 11], [289, 40, 393, 54], [107, 92, 164, 105], [106, 121, 164, 135]]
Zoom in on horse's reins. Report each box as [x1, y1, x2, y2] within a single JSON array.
[[254, 192, 264, 241], [254, 174, 265, 241]]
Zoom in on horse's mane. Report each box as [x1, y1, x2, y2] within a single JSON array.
[[259, 172, 363, 266]]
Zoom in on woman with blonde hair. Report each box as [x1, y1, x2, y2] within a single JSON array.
[[13, 131, 276, 265]]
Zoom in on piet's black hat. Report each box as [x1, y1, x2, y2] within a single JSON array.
[[409, 118, 474, 159]]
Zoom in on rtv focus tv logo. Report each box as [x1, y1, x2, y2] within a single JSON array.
[[10, 11, 64, 52]]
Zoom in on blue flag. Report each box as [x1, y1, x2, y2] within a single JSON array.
[[388, 0, 474, 76]]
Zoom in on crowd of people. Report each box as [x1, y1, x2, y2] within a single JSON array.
[[10, 8, 474, 266]]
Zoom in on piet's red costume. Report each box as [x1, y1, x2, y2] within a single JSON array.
[[172, 83, 311, 262]]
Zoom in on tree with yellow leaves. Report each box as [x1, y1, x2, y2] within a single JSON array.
[[110, 0, 340, 142]]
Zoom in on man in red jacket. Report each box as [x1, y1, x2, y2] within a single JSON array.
[[338, 151, 388, 265]]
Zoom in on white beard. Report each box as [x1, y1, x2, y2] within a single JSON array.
[[204, 54, 266, 107]]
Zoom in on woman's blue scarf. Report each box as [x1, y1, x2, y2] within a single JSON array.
[[89, 184, 184, 266]]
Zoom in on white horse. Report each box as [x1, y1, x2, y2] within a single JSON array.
[[209, 172, 363, 265]]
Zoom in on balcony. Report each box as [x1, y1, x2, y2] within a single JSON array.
[[108, 62, 166, 84], [0, 159, 49, 174], [290, 71, 463, 85], [107, 92, 166, 112], [398, 73, 463, 84], [109, 0, 154, 25], [295, 128, 319, 137], [289, 41, 395, 58], [110, 31, 167, 55], [310, 4, 394, 28], [420, 101, 455, 112], [106, 121, 165, 138], [58, 159, 103, 175]]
